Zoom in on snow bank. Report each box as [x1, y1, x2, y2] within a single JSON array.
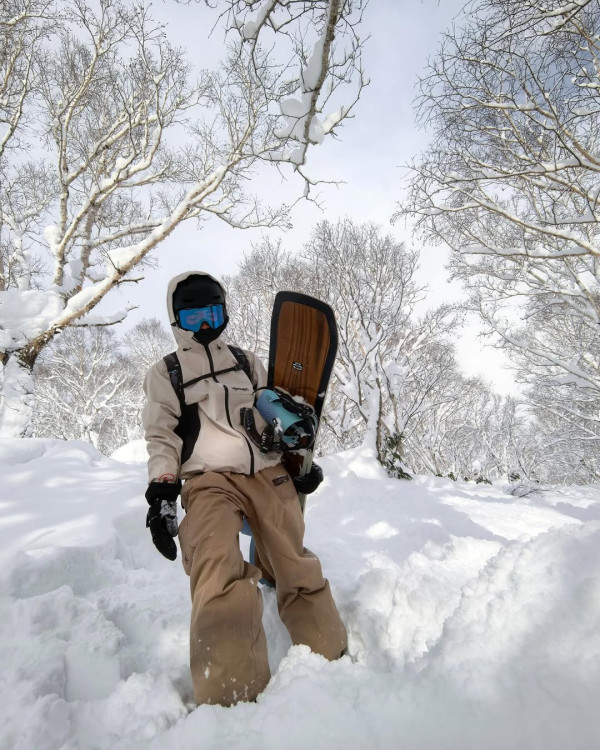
[[110, 439, 148, 465], [1, 439, 599, 750]]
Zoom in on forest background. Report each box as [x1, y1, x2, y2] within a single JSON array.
[[2, 0, 599, 486]]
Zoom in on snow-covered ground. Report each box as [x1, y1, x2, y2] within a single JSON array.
[[1, 438, 599, 750]]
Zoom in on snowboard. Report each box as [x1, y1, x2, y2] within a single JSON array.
[[267, 291, 338, 510], [242, 291, 338, 583]]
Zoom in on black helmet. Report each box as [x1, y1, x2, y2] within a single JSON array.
[[172, 274, 228, 344]]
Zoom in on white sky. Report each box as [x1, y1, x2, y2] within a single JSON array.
[[114, 0, 517, 394]]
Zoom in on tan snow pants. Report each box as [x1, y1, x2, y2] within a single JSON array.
[[178, 465, 348, 706]]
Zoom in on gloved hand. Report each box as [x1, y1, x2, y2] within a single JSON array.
[[145, 478, 182, 561], [292, 462, 323, 495]]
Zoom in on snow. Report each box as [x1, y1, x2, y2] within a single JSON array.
[[43, 225, 62, 256], [1, 438, 599, 749], [240, 1, 273, 41], [0, 290, 64, 350], [0, 356, 34, 438]]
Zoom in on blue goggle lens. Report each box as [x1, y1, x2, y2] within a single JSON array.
[[178, 305, 225, 332]]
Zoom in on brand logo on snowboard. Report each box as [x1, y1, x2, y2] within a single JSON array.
[[292, 362, 303, 372]]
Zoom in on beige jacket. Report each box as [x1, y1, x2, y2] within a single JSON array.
[[142, 271, 281, 481]]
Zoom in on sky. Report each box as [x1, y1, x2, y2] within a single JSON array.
[[110, 0, 518, 394]]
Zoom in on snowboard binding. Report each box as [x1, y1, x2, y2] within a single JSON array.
[[241, 387, 318, 454]]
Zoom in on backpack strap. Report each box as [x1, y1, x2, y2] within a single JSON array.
[[227, 344, 253, 384], [163, 352, 185, 411], [178, 345, 254, 390], [162, 351, 200, 465], [164, 346, 253, 401], [162, 346, 256, 466]]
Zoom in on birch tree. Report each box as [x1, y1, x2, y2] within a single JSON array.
[[398, 0, 600, 464], [33, 326, 136, 453], [303, 220, 461, 466], [225, 220, 461, 468], [0, 0, 366, 436], [223, 236, 300, 358]]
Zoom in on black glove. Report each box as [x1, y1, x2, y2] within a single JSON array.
[[145, 479, 182, 561], [292, 462, 323, 495]]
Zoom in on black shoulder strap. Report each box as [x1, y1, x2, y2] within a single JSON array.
[[164, 347, 253, 405], [163, 352, 185, 410], [228, 345, 253, 384], [162, 351, 199, 465]]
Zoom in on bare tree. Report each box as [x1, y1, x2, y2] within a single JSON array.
[[0, 0, 55, 291], [121, 318, 176, 374], [0, 0, 367, 436], [525, 381, 600, 482], [0, 0, 54, 159], [33, 326, 137, 452], [397, 0, 600, 473], [33, 317, 176, 453], [399, 0, 600, 262], [121, 317, 176, 437], [223, 236, 301, 357], [302, 220, 461, 466], [224, 220, 598, 482], [226, 220, 461, 468]]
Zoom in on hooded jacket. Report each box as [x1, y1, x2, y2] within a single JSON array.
[[142, 271, 281, 481]]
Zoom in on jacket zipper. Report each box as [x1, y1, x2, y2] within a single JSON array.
[[205, 344, 256, 475]]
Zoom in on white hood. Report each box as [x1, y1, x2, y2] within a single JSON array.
[[166, 270, 227, 349]]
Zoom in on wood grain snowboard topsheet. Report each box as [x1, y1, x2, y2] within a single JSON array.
[[271, 299, 332, 408]]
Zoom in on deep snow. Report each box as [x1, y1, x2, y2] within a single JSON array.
[[1, 438, 599, 750]]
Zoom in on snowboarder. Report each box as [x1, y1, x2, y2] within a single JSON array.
[[142, 271, 347, 706]]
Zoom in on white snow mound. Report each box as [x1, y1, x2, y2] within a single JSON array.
[[1, 439, 599, 750]]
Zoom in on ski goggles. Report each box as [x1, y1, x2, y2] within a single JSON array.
[[177, 304, 225, 332]]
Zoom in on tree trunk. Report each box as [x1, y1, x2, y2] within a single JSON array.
[[0, 353, 35, 437], [361, 385, 382, 458]]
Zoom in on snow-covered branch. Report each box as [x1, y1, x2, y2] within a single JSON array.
[[0, 0, 366, 437]]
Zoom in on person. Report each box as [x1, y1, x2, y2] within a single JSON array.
[[142, 271, 348, 706]]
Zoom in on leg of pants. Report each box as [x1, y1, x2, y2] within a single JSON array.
[[179, 467, 347, 706], [179, 474, 270, 706], [243, 466, 348, 661]]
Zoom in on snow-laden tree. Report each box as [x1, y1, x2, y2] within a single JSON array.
[[33, 318, 175, 454], [522, 377, 600, 482], [121, 317, 176, 439], [223, 236, 301, 359], [0, 1, 53, 160], [402, 363, 486, 478], [33, 326, 137, 453], [397, 0, 600, 468], [121, 318, 176, 377], [443, 251, 600, 460], [0, 0, 366, 437], [224, 221, 597, 482], [225, 220, 461, 469], [301, 220, 461, 467], [400, 0, 600, 262]]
